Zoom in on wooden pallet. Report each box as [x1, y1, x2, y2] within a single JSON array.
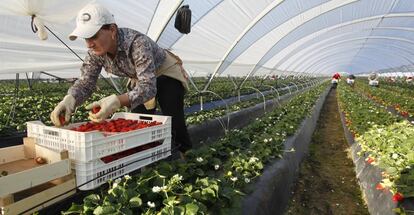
[[0, 137, 76, 215]]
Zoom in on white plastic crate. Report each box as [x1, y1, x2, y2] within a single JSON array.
[[27, 112, 171, 162], [75, 137, 171, 190]]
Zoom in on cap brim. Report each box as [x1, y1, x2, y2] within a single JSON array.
[[69, 25, 101, 41]]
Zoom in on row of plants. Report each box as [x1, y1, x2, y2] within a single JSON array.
[[61, 82, 329, 215], [353, 80, 414, 117], [183, 77, 305, 108], [378, 79, 414, 90], [379, 83, 414, 99], [337, 83, 413, 211], [0, 78, 312, 136], [0, 77, 298, 108], [185, 90, 287, 125], [185, 78, 315, 125], [337, 83, 399, 134]]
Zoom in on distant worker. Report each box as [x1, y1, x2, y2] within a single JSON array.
[[331, 72, 340, 89], [368, 72, 379, 87], [387, 76, 396, 83], [406, 76, 413, 84], [332, 72, 341, 80], [346, 74, 355, 87]]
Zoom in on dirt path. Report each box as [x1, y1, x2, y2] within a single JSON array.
[[285, 89, 369, 215]]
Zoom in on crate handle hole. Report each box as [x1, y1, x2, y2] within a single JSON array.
[[139, 116, 153, 121]]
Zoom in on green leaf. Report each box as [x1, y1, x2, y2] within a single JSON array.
[[61, 203, 83, 214], [160, 206, 174, 215], [174, 206, 186, 215], [119, 207, 133, 215], [235, 166, 243, 172], [157, 162, 174, 175], [183, 184, 193, 193], [129, 196, 142, 208], [163, 196, 177, 207], [210, 184, 219, 193], [126, 188, 138, 199], [83, 204, 95, 213], [178, 195, 193, 204], [185, 203, 199, 215], [93, 205, 116, 215], [195, 168, 205, 176], [196, 178, 209, 187], [84, 194, 101, 205], [201, 187, 216, 198], [191, 190, 202, 200]]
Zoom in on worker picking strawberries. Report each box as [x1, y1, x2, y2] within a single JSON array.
[[50, 3, 192, 156]]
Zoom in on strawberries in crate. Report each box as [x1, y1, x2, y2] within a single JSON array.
[[100, 141, 163, 163], [70, 118, 162, 133]]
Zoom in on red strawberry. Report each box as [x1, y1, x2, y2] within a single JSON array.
[[92, 106, 101, 114], [59, 114, 65, 125], [392, 192, 404, 202], [400, 111, 409, 117], [366, 157, 375, 164], [376, 183, 385, 190]]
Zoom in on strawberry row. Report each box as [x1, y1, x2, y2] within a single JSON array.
[[353, 80, 414, 118], [337, 83, 413, 206]]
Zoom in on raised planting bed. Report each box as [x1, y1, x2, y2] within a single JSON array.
[[337, 83, 414, 215], [239, 85, 330, 215]]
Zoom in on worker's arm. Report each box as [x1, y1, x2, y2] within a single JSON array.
[[51, 52, 103, 126], [68, 51, 103, 106]]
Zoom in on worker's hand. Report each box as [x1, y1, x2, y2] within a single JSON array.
[[86, 94, 121, 123], [50, 95, 76, 127]]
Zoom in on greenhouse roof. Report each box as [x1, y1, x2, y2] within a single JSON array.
[[1, 0, 414, 78]]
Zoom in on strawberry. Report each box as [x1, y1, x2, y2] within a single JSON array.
[[392, 192, 404, 202], [375, 183, 385, 190], [71, 118, 162, 133], [366, 157, 375, 164], [59, 114, 65, 125], [400, 111, 409, 117], [35, 156, 46, 164], [92, 106, 101, 114]]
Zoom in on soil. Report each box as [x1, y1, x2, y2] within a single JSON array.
[[285, 89, 369, 215]]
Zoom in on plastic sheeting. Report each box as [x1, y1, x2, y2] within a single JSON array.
[[1, 0, 414, 78]]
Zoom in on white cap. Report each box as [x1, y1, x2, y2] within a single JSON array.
[[69, 3, 115, 41]]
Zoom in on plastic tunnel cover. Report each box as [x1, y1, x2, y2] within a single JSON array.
[[1, 0, 414, 79]]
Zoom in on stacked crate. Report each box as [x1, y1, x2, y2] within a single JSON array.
[[0, 138, 75, 215], [26, 112, 171, 190]]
